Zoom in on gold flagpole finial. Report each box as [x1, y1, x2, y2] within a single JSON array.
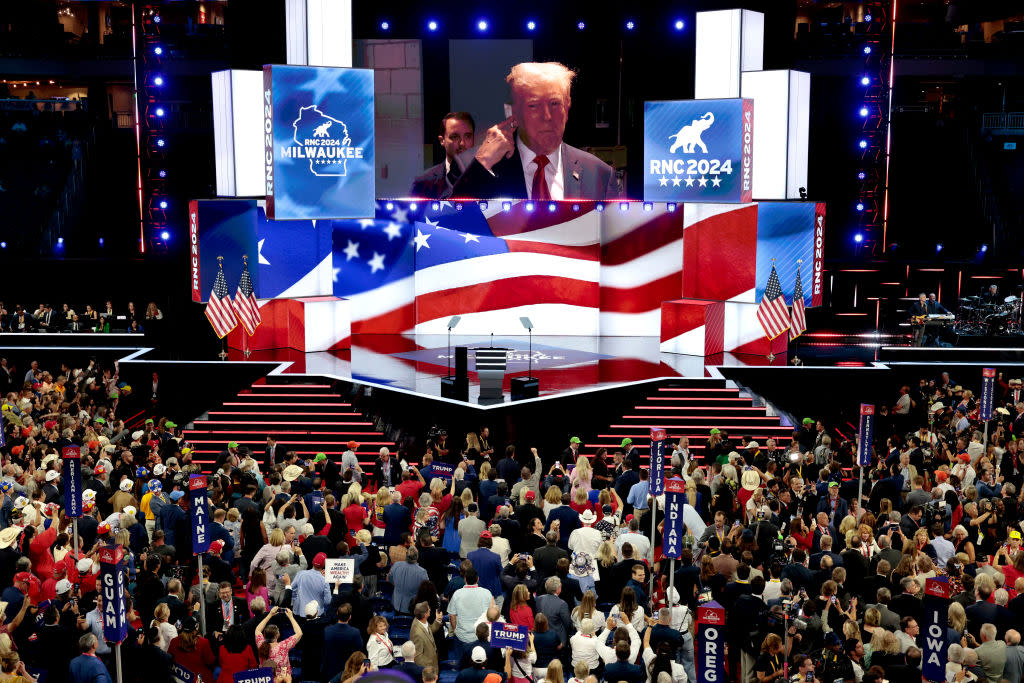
[[217, 255, 224, 267]]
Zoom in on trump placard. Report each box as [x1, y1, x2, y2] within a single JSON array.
[[491, 622, 529, 651], [263, 65, 375, 220], [644, 98, 753, 203]]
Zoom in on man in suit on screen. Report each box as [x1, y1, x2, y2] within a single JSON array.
[[411, 112, 476, 199], [452, 62, 618, 200]]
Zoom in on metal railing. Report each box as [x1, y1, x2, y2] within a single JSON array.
[[982, 112, 1024, 132]]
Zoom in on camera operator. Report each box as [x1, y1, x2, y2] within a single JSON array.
[[752, 505, 783, 566]]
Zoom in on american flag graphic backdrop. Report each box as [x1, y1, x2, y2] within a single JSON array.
[[331, 201, 683, 336]]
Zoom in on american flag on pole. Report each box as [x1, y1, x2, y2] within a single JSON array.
[[205, 260, 238, 338], [232, 258, 262, 336], [757, 262, 790, 340], [790, 262, 807, 340]]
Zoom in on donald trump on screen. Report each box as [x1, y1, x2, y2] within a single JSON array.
[[451, 62, 619, 200]]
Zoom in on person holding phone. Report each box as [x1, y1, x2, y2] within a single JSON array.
[[789, 656, 820, 683], [255, 606, 303, 678]]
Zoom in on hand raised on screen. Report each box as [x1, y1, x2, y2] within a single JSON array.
[[475, 117, 517, 170]]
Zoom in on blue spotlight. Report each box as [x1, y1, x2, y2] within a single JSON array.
[[0, 242, 7, 249], [153, 76, 164, 86], [57, 237, 64, 245], [980, 244, 989, 253], [160, 231, 170, 241], [153, 46, 163, 55], [674, 20, 685, 31], [158, 169, 167, 178], [431, 202, 440, 211], [859, 139, 868, 149], [667, 203, 677, 212], [856, 202, 865, 212], [854, 233, 864, 243], [479, 201, 488, 211], [526, 20, 536, 31], [864, 14, 872, 22], [408, 202, 417, 211], [643, 202, 653, 211], [936, 243, 943, 252], [547, 203, 557, 212], [153, 14, 161, 23], [625, 21, 635, 30], [571, 204, 580, 212], [859, 107, 869, 117], [477, 19, 488, 32], [159, 200, 168, 209], [380, 20, 390, 31], [858, 172, 866, 180], [502, 201, 511, 212], [384, 202, 394, 211], [155, 107, 165, 117], [619, 202, 629, 212], [595, 202, 604, 212], [525, 202, 535, 212], [863, 45, 872, 54], [98, 238, 104, 247], [861, 76, 870, 86], [156, 138, 165, 147], [577, 21, 586, 30], [427, 20, 438, 31]]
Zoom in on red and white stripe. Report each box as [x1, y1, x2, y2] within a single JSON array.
[[205, 292, 237, 339]]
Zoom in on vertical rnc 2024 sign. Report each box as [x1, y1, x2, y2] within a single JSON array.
[[97, 545, 127, 644], [62, 445, 82, 518], [857, 404, 875, 467], [644, 98, 753, 203], [649, 428, 667, 496], [980, 367, 996, 420], [189, 475, 211, 554], [696, 601, 726, 683], [263, 65, 375, 220], [922, 577, 950, 681]]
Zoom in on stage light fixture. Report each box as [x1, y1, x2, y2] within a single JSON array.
[[477, 19, 488, 32], [860, 76, 870, 86], [667, 203, 677, 212], [380, 20, 390, 30], [158, 170, 167, 178], [526, 20, 536, 31], [674, 20, 685, 31], [153, 76, 164, 86], [525, 202, 535, 212], [857, 172, 866, 180], [548, 203, 556, 212], [619, 202, 629, 212], [859, 107, 869, 117], [595, 202, 604, 212], [571, 204, 580, 212], [156, 139, 165, 147], [625, 21, 635, 30], [57, 237, 64, 245], [153, 14, 161, 23], [153, 46, 163, 55], [427, 20, 438, 31], [577, 21, 586, 30], [859, 140, 868, 149], [863, 46, 872, 54], [408, 202, 417, 211], [856, 203, 865, 211], [643, 202, 653, 211], [155, 107, 165, 117], [479, 201, 488, 210], [160, 231, 170, 241], [854, 233, 864, 243], [502, 201, 511, 212], [385, 202, 394, 211], [159, 200, 168, 209], [431, 202, 440, 211], [99, 238, 104, 246], [980, 244, 988, 253], [864, 14, 872, 22], [0, 242, 6, 249], [936, 243, 943, 252]]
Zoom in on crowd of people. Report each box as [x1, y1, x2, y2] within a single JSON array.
[[0, 300, 162, 334], [1, 354, 1024, 683]]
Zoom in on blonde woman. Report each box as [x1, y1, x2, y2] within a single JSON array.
[[948, 602, 967, 641], [571, 591, 605, 632], [856, 524, 880, 559], [569, 455, 592, 496], [151, 603, 178, 650], [596, 541, 617, 571], [370, 488, 391, 538], [249, 528, 290, 577], [543, 486, 563, 518]]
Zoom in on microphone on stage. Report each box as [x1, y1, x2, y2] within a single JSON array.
[[490, 332, 493, 348]]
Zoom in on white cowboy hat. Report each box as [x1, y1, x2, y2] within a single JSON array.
[[741, 469, 761, 492]]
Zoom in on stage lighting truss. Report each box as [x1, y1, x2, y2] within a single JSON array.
[[855, 0, 892, 255], [136, 2, 170, 252]]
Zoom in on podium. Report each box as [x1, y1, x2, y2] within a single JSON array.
[[474, 348, 510, 401]]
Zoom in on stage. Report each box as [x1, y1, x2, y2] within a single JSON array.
[[222, 334, 792, 406]]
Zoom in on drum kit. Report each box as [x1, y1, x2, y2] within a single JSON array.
[[954, 293, 1024, 336]]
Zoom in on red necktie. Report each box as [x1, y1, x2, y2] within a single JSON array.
[[532, 155, 551, 201]]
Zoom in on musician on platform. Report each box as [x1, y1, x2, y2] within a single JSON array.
[[982, 284, 1002, 304], [909, 293, 932, 317], [927, 293, 948, 314], [910, 293, 944, 347]]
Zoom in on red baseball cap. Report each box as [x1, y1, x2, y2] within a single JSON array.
[[313, 552, 327, 568], [935, 471, 949, 482], [480, 531, 492, 539], [209, 540, 225, 553], [13, 572, 31, 584], [525, 491, 536, 500]]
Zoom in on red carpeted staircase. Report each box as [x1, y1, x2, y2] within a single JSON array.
[[591, 380, 793, 461], [183, 381, 392, 471]]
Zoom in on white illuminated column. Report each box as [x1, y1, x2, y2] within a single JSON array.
[[211, 70, 265, 197], [740, 70, 811, 200], [286, 0, 353, 67], [694, 10, 764, 100]]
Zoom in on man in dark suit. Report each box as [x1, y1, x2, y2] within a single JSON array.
[[965, 586, 1001, 640], [452, 62, 618, 201], [889, 576, 924, 624], [780, 550, 815, 592], [411, 112, 475, 199], [205, 581, 251, 639], [323, 604, 364, 681], [536, 577, 573, 645], [374, 447, 402, 489], [811, 513, 837, 554], [264, 436, 288, 469]]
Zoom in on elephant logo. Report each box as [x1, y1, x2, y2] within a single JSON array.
[[668, 112, 715, 154], [313, 121, 333, 137]]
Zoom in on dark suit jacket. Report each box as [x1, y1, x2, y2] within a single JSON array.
[[889, 593, 924, 623], [452, 134, 618, 200], [535, 593, 573, 644], [411, 162, 454, 199], [323, 623, 364, 680], [374, 456, 403, 489], [205, 596, 250, 634]]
